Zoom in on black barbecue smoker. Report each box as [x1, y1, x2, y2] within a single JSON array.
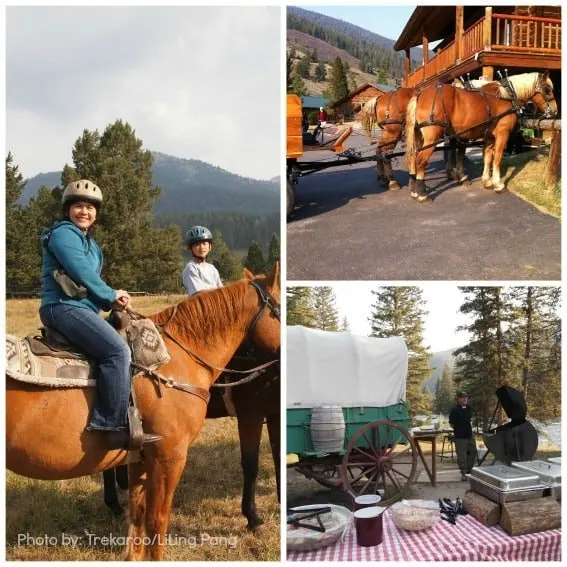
[[481, 386, 539, 465]]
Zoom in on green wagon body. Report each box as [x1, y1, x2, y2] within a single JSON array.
[[287, 403, 410, 456]]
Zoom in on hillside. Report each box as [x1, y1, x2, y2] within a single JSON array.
[[287, 6, 427, 76], [423, 347, 461, 395], [19, 152, 280, 215], [287, 29, 359, 66]]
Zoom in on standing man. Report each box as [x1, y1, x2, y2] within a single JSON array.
[[317, 106, 328, 143], [449, 391, 476, 481]]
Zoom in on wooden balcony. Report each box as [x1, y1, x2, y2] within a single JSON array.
[[406, 13, 561, 88]]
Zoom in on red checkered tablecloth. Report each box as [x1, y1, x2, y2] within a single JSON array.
[[287, 508, 561, 561]]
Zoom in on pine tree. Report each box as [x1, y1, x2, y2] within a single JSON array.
[[453, 287, 516, 428], [6, 153, 36, 292], [208, 230, 242, 281], [369, 287, 432, 416], [330, 56, 349, 103], [296, 55, 311, 79], [266, 233, 280, 271], [287, 286, 316, 327], [339, 316, 350, 332], [434, 362, 455, 415], [286, 54, 294, 93], [62, 120, 182, 292], [315, 61, 326, 82], [290, 73, 307, 96], [312, 286, 339, 331], [243, 240, 266, 274], [311, 49, 319, 63], [507, 286, 561, 420]]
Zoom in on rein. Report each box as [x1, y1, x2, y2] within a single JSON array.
[[125, 280, 280, 397]]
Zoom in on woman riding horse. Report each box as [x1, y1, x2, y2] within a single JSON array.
[[7, 265, 281, 560], [406, 71, 557, 203]]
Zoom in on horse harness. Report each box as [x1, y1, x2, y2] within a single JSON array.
[[130, 280, 280, 404], [414, 80, 523, 148]]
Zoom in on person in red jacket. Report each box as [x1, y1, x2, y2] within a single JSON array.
[[317, 106, 328, 143]]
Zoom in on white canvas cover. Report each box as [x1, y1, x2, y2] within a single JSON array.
[[287, 326, 408, 409]]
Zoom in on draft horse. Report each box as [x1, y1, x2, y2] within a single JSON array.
[[357, 87, 415, 189], [7, 265, 281, 561], [405, 71, 557, 203], [103, 356, 281, 531]]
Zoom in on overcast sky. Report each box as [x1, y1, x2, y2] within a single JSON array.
[[315, 283, 472, 352], [6, 6, 281, 180]]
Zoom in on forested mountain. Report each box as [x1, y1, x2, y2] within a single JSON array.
[[287, 6, 425, 79], [423, 348, 460, 394], [19, 151, 279, 214]]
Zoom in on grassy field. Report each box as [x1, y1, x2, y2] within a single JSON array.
[[6, 297, 280, 561], [467, 146, 561, 218]]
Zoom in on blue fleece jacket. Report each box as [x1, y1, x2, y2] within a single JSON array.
[[40, 221, 117, 313]]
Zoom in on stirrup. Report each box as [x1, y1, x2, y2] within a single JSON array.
[[127, 407, 162, 450]]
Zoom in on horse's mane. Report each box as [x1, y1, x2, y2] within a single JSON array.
[[150, 278, 260, 346], [453, 72, 552, 102], [508, 72, 552, 101], [357, 96, 381, 135]]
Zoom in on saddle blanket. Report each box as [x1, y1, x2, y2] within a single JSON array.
[[6, 317, 170, 388], [6, 334, 94, 387]]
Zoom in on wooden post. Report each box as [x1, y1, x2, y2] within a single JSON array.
[[482, 66, 494, 80], [483, 7, 493, 50], [422, 32, 429, 64], [404, 48, 411, 86], [545, 129, 561, 190], [455, 6, 464, 62]]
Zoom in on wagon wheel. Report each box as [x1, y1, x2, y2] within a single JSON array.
[[340, 419, 418, 506], [286, 180, 295, 217]]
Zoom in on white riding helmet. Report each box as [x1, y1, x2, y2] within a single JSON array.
[[62, 179, 103, 206]]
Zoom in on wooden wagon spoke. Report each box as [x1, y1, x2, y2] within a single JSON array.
[[385, 469, 403, 492], [347, 465, 377, 485], [389, 466, 411, 480], [352, 446, 374, 460], [362, 431, 382, 458], [359, 467, 379, 494]]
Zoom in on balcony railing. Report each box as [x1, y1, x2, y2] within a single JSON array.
[[407, 13, 561, 87]]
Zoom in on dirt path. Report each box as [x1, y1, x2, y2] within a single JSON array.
[[287, 131, 560, 280]]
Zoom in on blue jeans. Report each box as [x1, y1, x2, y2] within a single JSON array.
[[40, 303, 131, 430]]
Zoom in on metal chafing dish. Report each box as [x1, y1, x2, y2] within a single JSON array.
[[512, 460, 561, 501], [467, 464, 547, 504]]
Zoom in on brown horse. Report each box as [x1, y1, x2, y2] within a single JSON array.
[[7, 265, 280, 560], [357, 87, 415, 189], [103, 356, 280, 531], [406, 71, 557, 203]]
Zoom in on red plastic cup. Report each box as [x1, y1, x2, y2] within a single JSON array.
[[354, 494, 382, 511], [354, 506, 385, 547]]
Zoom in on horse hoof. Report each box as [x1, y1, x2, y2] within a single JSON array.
[[417, 194, 433, 204], [482, 180, 493, 189], [410, 191, 419, 200], [494, 185, 507, 194], [248, 521, 266, 534], [388, 181, 401, 191], [459, 175, 471, 185]]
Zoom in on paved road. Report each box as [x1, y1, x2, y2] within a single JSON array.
[[287, 133, 560, 281]]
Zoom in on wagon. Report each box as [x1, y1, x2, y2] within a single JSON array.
[[287, 325, 419, 505], [287, 94, 354, 217]]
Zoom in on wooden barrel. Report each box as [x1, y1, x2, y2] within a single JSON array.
[[310, 406, 346, 453]]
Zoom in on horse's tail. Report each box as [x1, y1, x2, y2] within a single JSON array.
[[405, 95, 418, 171], [357, 97, 378, 136]]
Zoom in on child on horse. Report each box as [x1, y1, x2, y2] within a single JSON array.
[[182, 226, 223, 295], [39, 180, 161, 450], [182, 226, 238, 415]]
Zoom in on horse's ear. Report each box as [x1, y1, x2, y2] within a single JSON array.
[[266, 261, 280, 288], [243, 267, 254, 280]]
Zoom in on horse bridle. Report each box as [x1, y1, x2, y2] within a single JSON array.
[[533, 75, 556, 118]]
